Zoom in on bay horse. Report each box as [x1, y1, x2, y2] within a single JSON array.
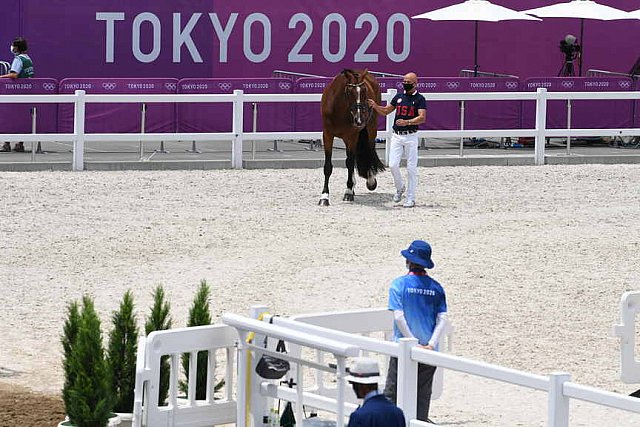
[[319, 69, 385, 206]]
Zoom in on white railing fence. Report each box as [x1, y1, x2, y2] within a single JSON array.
[[131, 304, 640, 427], [3, 88, 640, 170], [613, 291, 640, 384], [132, 324, 238, 427]]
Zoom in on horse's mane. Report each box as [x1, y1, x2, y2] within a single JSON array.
[[340, 68, 368, 84]]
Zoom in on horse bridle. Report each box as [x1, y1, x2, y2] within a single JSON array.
[[345, 81, 373, 128]]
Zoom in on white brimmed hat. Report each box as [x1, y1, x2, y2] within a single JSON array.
[[345, 357, 381, 384]]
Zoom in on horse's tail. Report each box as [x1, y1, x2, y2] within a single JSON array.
[[355, 127, 385, 179]]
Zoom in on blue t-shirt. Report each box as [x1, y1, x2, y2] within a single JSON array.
[[388, 273, 447, 346], [390, 91, 427, 133]]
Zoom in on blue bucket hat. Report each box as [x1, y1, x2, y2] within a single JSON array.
[[401, 240, 434, 269]]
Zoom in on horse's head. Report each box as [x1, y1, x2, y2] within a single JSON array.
[[343, 69, 373, 129]]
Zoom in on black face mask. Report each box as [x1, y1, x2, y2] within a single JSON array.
[[402, 83, 414, 92]]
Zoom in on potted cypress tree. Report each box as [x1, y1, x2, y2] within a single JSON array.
[[179, 280, 224, 399], [60, 295, 120, 426], [107, 290, 139, 427], [144, 285, 173, 406]]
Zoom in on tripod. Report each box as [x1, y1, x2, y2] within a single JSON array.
[[558, 48, 580, 77], [558, 53, 578, 77]]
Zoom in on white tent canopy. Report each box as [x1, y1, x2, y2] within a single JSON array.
[[412, 0, 540, 76], [522, 0, 635, 76]]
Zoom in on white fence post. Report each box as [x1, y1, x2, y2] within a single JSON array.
[[397, 337, 418, 423], [384, 89, 396, 167], [613, 291, 640, 383], [72, 90, 86, 171], [534, 88, 548, 166], [232, 89, 244, 169], [249, 305, 269, 426], [548, 372, 570, 427]]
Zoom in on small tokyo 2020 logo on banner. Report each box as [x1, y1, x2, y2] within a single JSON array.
[[42, 82, 56, 91], [218, 82, 232, 92], [102, 82, 117, 91]]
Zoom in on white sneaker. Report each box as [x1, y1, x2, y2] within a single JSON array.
[[403, 199, 415, 208], [393, 186, 405, 203]]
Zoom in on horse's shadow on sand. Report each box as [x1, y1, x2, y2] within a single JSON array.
[[334, 191, 444, 211]]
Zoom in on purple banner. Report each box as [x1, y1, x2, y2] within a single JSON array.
[[379, 77, 521, 130], [293, 76, 520, 132], [0, 78, 58, 133], [5, 1, 640, 83], [522, 77, 634, 129], [58, 78, 178, 133], [177, 78, 293, 133], [293, 78, 329, 132]]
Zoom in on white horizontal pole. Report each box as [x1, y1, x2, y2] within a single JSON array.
[[411, 347, 549, 392], [271, 316, 398, 357], [260, 383, 358, 415], [0, 94, 77, 103], [84, 93, 238, 103], [83, 133, 236, 142], [1, 134, 74, 142], [222, 313, 360, 357], [563, 382, 640, 413], [547, 91, 640, 101]]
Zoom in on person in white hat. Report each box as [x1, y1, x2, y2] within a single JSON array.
[[345, 357, 405, 427]]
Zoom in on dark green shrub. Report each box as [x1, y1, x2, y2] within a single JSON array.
[[144, 285, 173, 406], [61, 300, 80, 421], [66, 295, 112, 427], [107, 290, 139, 413], [180, 280, 214, 400]]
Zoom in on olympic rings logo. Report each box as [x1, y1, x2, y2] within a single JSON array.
[[218, 82, 232, 91], [561, 81, 574, 89], [619, 81, 631, 89], [279, 81, 292, 90], [42, 83, 56, 91], [102, 83, 117, 91], [165, 83, 177, 91], [446, 81, 460, 90], [505, 81, 518, 90]]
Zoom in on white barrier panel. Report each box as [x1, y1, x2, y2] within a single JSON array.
[[613, 291, 640, 384], [132, 324, 238, 427], [286, 308, 453, 402]]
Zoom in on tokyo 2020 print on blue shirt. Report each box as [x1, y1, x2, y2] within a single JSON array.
[[388, 274, 447, 346]]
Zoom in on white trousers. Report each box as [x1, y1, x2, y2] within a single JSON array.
[[389, 133, 419, 201]]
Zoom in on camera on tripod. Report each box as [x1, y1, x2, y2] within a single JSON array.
[[559, 34, 581, 61], [558, 34, 581, 77]]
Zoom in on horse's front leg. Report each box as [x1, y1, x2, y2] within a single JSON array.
[[343, 149, 355, 202], [319, 132, 333, 206]]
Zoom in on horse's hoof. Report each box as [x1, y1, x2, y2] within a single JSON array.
[[318, 198, 330, 206], [343, 193, 355, 202], [366, 178, 377, 191]]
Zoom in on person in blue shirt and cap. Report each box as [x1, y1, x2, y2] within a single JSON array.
[[383, 240, 448, 424], [346, 357, 405, 427]]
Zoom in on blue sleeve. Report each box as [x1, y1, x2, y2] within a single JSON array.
[[390, 94, 400, 107], [388, 279, 403, 311], [417, 95, 427, 110]]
